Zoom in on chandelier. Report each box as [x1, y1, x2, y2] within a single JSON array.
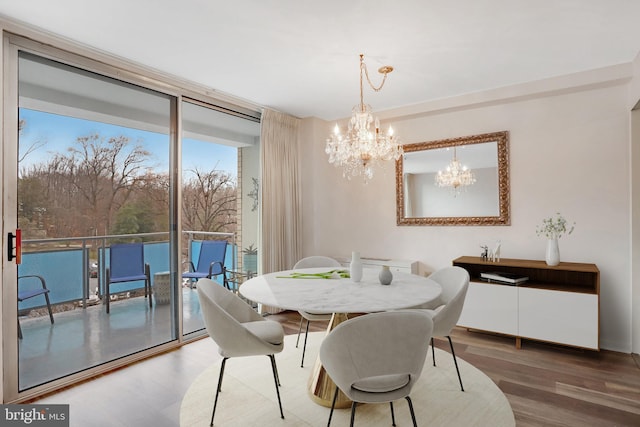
[[435, 147, 476, 195], [325, 54, 403, 181]]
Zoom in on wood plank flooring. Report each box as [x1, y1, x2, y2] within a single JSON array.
[[34, 311, 640, 426]]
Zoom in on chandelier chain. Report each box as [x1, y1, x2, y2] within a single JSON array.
[[361, 55, 389, 93], [325, 54, 402, 181]]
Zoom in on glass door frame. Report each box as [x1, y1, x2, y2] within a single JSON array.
[[2, 33, 187, 403]]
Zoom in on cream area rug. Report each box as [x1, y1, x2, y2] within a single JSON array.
[[181, 332, 515, 426]]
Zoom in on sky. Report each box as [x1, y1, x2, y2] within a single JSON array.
[[18, 109, 238, 180]]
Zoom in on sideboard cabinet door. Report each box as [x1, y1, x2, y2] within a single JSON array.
[[458, 281, 518, 336], [518, 287, 599, 350]]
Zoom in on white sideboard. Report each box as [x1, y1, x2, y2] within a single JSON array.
[[453, 256, 600, 350], [335, 257, 418, 274]]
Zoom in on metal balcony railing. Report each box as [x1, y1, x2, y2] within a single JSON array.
[[18, 231, 238, 311]]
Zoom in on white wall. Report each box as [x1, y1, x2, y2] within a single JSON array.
[[630, 51, 640, 355], [631, 108, 640, 355], [300, 80, 632, 352]]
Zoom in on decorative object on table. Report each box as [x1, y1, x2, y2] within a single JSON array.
[[277, 270, 349, 279], [242, 244, 258, 274], [536, 212, 575, 266], [480, 245, 489, 261], [378, 265, 393, 285], [350, 251, 363, 282], [324, 54, 402, 181], [489, 240, 501, 262]]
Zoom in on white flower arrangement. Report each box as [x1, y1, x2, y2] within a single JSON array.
[[536, 213, 575, 239]]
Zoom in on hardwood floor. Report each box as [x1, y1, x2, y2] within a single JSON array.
[[34, 311, 640, 426], [443, 327, 640, 426]]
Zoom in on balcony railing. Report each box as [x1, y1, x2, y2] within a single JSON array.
[[18, 231, 238, 312]]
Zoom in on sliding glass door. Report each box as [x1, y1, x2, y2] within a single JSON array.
[[14, 50, 176, 393], [181, 100, 260, 335], [3, 34, 261, 403]]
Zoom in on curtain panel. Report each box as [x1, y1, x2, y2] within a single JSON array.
[[259, 108, 301, 275]]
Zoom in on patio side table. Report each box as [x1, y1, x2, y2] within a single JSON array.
[[153, 271, 171, 305]]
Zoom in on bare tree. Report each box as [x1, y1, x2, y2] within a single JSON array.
[[63, 134, 152, 232], [18, 119, 47, 164], [19, 132, 239, 240], [182, 168, 237, 233], [18, 133, 154, 238]]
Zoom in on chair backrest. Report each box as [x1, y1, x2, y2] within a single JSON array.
[[195, 240, 227, 275], [319, 311, 433, 402], [293, 256, 341, 269], [196, 278, 279, 357], [109, 243, 145, 280], [427, 266, 470, 336]]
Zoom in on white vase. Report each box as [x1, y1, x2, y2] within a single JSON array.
[[379, 265, 393, 285], [350, 251, 363, 282], [546, 238, 560, 266]]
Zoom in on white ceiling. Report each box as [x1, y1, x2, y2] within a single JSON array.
[[2, 0, 640, 121]]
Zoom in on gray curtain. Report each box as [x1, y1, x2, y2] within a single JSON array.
[[259, 108, 301, 275]]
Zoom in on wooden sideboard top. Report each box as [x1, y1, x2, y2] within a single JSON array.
[[453, 256, 599, 294], [453, 256, 599, 274]]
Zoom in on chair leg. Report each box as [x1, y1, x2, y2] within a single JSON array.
[[447, 335, 464, 392], [272, 355, 281, 386], [301, 320, 310, 367], [105, 284, 110, 314], [43, 292, 54, 324], [210, 357, 228, 426], [296, 316, 304, 347], [405, 396, 418, 427], [146, 266, 152, 308], [349, 400, 357, 427], [105, 269, 111, 313], [390, 401, 396, 426], [269, 355, 285, 419], [327, 385, 339, 427], [431, 336, 436, 366]]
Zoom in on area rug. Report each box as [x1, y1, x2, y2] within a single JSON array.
[[180, 332, 515, 426]]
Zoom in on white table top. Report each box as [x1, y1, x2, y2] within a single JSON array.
[[239, 267, 441, 314]]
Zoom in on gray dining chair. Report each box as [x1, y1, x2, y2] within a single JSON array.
[[319, 311, 434, 427], [293, 255, 342, 367], [196, 278, 285, 425], [421, 266, 470, 392]]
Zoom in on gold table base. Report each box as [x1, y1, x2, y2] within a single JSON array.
[[307, 312, 351, 408]]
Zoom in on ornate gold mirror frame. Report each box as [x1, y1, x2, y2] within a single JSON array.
[[396, 131, 510, 226]]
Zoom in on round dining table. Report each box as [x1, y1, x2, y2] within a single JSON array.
[[239, 266, 442, 408]]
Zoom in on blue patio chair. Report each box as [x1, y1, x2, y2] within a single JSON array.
[[18, 274, 54, 339], [105, 242, 151, 314], [183, 240, 230, 290]]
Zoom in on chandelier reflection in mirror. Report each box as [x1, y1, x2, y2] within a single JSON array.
[[325, 54, 403, 181], [435, 147, 476, 196]]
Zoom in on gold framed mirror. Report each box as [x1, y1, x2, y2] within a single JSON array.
[[396, 131, 510, 226]]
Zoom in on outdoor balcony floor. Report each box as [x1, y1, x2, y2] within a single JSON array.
[[18, 287, 205, 391]]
